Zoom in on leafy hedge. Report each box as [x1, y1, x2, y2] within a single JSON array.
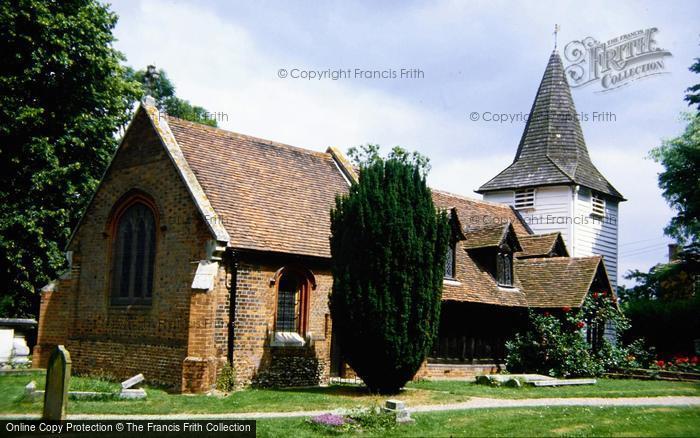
[[622, 297, 700, 356]]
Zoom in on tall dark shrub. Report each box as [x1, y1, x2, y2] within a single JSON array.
[[329, 158, 449, 394]]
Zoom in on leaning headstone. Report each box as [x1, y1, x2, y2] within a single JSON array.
[[0, 329, 13, 365], [121, 373, 144, 390], [119, 373, 147, 399], [12, 333, 31, 366], [25, 380, 37, 399], [42, 346, 71, 421]]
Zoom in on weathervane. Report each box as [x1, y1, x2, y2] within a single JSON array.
[[554, 24, 560, 49]]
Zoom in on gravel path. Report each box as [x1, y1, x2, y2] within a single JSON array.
[[2, 396, 699, 420]]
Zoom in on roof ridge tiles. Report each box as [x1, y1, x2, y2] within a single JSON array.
[[518, 254, 602, 264], [166, 116, 332, 159]]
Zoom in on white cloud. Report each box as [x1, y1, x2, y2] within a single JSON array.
[[114, 0, 488, 155]]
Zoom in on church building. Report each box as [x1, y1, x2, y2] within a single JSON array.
[[34, 50, 620, 391]]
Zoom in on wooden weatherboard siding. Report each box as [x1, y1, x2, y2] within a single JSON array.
[[573, 187, 619, 288], [484, 186, 574, 245]]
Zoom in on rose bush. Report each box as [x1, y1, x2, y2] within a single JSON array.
[[506, 291, 653, 377], [651, 355, 700, 373]]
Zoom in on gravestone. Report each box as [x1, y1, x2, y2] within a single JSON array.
[[120, 373, 147, 399], [121, 373, 144, 390], [383, 399, 413, 423], [42, 346, 71, 421], [0, 329, 12, 364]]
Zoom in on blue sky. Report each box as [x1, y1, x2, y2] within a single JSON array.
[[110, 0, 700, 285]]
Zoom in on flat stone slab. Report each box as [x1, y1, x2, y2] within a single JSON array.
[[0, 368, 45, 376], [517, 374, 557, 382], [480, 374, 556, 382], [25, 380, 147, 401], [119, 388, 147, 399], [529, 378, 597, 387], [476, 374, 557, 386]]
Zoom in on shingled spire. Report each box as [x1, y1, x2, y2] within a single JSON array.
[[477, 50, 624, 200]]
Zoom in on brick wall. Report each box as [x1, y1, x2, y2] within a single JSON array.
[[230, 257, 333, 387], [33, 271, 77, 368], [34, 111, 215, 391]]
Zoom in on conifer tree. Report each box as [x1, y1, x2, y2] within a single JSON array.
[[329, 151, 449, 393]]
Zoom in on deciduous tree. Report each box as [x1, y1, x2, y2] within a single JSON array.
[[0, 0, 141, 316], [125, 66, 219, 127]]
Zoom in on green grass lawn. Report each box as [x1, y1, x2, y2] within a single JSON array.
[[0, 373, 459, 415], [257, 406, 700, 437], [0, 372, 698, 416]]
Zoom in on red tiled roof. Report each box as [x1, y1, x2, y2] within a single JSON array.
[[168, 117, 350, 258], [432, 190, 529, 306], [442, 251, 528, 307], [432, 191, 606, 308], [515, 256, 606, 307], [462, 223, 510, 249], [517, 232, 569, 258], [160, 116, 611, 310], [431, 189, 530, 236]]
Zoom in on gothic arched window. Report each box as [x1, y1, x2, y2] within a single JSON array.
[[274, 268, 312, 335], [111, 200, 156, 305]]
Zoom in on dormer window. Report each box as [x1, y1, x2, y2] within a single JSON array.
[[591, 194, 606, 218], [514, 188, 535, 210], [444, 242, 456, 279], [496, 251, 513, 287]]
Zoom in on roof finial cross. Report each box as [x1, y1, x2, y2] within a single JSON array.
[[553, 24, 560, 49]]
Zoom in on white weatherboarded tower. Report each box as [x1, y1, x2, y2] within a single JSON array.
[[477, 51, 625, 288]]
